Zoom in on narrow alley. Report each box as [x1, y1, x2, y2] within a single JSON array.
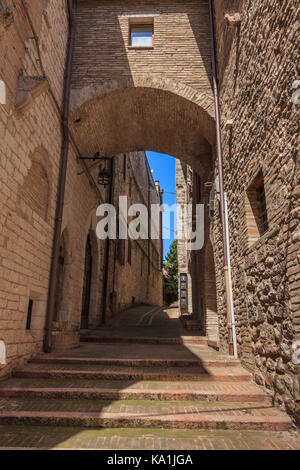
[[0, 0, 299, 453]]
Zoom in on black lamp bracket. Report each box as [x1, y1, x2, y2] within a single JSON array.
[[79, 152, 102, 161]]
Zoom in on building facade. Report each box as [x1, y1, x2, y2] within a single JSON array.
[[0, 0, 163, 376]]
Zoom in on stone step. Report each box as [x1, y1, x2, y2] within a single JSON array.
[[0, 399, 291, 431], [0, 425, 299, 450], [0, 384, 268, 403], [13, 364, 252, 382], [33, 341, 225, 361], [80, 336, 208, 345], [29, 356, 240, 369]]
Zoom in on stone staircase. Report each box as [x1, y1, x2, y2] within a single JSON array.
[[0, 336, 298, 449]]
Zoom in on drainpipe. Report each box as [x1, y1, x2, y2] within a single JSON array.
[[101, 157, 115, 325], [44, 0, 77, 353], [224, 194, 238, 359], [209, 0, 238, 358]]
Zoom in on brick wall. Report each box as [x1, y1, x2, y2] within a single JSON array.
[[0, 0, 69, 376], [72, 0, 212, 94], [0, 1, 164, 371], [105, 151, 163, 318]]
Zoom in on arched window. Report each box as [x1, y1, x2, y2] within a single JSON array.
[[18, 160, 50, 221]]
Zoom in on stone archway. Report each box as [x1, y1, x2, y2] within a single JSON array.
[[69, 76, 215, 174]]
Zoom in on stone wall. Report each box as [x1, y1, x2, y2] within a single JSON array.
[[213, 0, 300, 424]]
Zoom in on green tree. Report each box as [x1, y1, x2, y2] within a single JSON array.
[[163, 240, 178, 305]]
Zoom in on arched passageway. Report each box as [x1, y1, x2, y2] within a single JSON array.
[[80, 230, 99, 330], [69, 78, 215, 174], [68, 80, 218, 335]]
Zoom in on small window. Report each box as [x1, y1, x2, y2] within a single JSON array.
[[117, 238, 125, 266], [246, 170, 269, 247], [130, 24, 153, 47], [123, 154, 127, 181], [26, 299, 33, 330], [128, 239, 132, 265]]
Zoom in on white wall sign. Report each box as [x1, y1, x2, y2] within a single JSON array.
[[0, 340, 6, 365], [0, 80, 6, 105]]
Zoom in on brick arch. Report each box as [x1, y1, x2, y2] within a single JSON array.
[[17, 147, 51, 222], [69, 76, 215, 171]]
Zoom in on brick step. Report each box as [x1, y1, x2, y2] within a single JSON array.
[[0, 405, 291, 431], [29, 356, 240, 368], [35, 341, 223, 361], [0, 385, 268, 403], [13, 364, 252, 382], [0, 397, 276, 414], [0, 378, 268, 402], [80, 336, 208, 345], [0, 425, 299, 450]]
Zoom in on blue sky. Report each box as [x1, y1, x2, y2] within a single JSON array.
[[146, 151, 176, 261]]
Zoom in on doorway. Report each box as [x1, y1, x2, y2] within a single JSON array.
[[204, 240, 219, 340], [81, 234, 93, 329]]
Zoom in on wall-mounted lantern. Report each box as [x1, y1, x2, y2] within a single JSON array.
[[97, 158, 111, 187], [78, 153, 112, 188], [180, 273, 188, 311]]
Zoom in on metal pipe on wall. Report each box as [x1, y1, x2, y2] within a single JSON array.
[[224, 194, 238, 359], [208, 0, 238, 358], [44, 0, 77, 353]]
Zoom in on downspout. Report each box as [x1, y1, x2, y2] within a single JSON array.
[[159, 188, 164, 271], [101, 157, 115, 325], [44, 0, 77, 353], [208, 0, 237, 358], [147, 172, 151, 277]]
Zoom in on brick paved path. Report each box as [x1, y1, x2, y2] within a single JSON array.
[[0, 306, 299, 450]]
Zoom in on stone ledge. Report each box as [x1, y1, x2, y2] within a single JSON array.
[[224, 13, 242, 28]]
